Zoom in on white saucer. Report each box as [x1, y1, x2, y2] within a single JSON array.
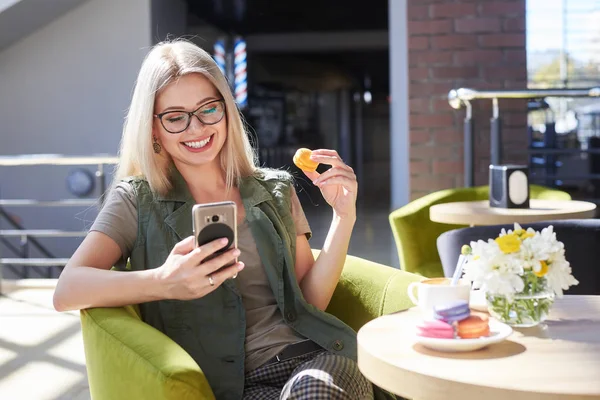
[[415, 320, 513, 352]]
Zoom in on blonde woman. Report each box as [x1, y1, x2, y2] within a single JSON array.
[[54, 40, 385, 399]]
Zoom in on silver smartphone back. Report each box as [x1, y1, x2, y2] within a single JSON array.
[[192, 201, 237, 270]]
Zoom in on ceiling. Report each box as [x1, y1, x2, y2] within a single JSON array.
[[186, 0, 388, 35]]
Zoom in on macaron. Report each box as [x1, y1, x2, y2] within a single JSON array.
[[416, 319, 455, 339], [433, 300, 471, 323], [456, 314, 490, 339], [293, 148, 319, 172]]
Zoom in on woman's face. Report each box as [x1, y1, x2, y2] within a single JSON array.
[[153, 73, 227, 169]]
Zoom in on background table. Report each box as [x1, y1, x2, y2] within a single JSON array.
[[357, 296, 600, 400], [430, 199, 596, 226]]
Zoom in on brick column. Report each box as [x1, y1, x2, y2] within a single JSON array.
[[408, 0, 528, 200]]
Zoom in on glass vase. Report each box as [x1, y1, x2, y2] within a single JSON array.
[[486, 279, 555, 327]]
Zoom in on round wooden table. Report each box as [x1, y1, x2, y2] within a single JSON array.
[[357, 296, 600, 400], [430, 199, 596, 226]]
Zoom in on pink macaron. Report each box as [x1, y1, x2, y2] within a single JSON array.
[[416, 319, 455, 339]]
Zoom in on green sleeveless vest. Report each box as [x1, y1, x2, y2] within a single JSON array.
[[125, 168, 359, 399]]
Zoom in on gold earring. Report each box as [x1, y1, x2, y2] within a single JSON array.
[[153, 136, 161, 154]]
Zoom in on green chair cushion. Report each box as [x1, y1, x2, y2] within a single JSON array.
[[81, 252, 422, 400]]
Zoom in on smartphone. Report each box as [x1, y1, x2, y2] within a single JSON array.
[[192, 201, 238, 272]]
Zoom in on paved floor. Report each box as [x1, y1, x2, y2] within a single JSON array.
[[0, 280, 89, 400], [0, 203, 400, 399]]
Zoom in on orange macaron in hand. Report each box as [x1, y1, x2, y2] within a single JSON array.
[[293, 148, 319, 173], [456, 313, 490, 339]]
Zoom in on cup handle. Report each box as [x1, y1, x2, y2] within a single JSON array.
[[407, 282, 419, 305]]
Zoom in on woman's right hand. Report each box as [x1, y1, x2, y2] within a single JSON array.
[[154, 236, 244, 300]]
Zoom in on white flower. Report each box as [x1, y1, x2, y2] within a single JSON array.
[[460, 224, 577, 298], [462, 239, 524, 298], [545, 255, 579, 297]]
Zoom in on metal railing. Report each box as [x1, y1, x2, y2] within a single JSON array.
[[0, 154, 118, 288], [447, 87, 600, 188]]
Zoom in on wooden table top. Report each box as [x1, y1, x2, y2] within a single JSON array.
[[357, 296, 600, 400], [429, 199, 596, 226]]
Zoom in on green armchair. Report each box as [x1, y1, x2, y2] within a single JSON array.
[[80, 253, 423, 399], [388, 184, 571, 278]]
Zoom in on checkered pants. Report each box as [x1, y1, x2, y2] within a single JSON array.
[[243, 350, 374, 399]]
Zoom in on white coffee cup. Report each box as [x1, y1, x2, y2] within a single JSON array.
[[407, 277, 471, 318]]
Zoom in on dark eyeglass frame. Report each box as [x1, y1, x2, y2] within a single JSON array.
[[154, 99, 226, 134]]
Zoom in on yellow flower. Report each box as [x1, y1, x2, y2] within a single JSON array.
[[514, 228, 534, 240], [495, 234, 521, 254], [535, 260, 549, 277]]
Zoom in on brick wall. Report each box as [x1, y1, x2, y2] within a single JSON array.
[[408, 0, 528, 200]]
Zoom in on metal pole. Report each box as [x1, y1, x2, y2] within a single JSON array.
[[464, 101, 474, 187], [490, 98, 502, 165], [20, 234, 28, 279], [339, 89, 352, 165], [354, 92, 364, 201]]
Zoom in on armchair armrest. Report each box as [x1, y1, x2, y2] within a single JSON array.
[[80, 305, 215, 400], [324, 253, 423, 332]]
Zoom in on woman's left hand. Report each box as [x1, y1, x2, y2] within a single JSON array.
[[302, 149, 358, 220]]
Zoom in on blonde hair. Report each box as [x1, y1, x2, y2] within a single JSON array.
[[115, 39, 257, 195]]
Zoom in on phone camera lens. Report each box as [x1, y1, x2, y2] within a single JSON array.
[[212, 215, 219, 222]]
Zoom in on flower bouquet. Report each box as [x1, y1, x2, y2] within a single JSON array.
[[461, 223, 578, 327]]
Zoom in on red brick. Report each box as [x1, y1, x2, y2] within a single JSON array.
[[410, 113, 454, 128], [411, 130, 431, 144], [409, 20, 454, 35], [410, 144, 457, 160], [432, 97, 454, 112], [431, 66, 479, 79], [414, 0, 449, 4], [411, 160, 431, 174], [409, 36, 429, 50], [431, 34, 478, 49], [503, 113, 527, 127], [480, 33, 525, 48], [454, 49, 503, 65], [480, 2, 524, 16], [411, 191, 430, 201], [503, 79, 528, 89], [433, 128, 463, 143], [408, 5, 430, 20], [410, 51, 454, 66], [473, 81, 506, 90], [433, 161, 463, 174], [410, 82, 453, 97], [411, 175, 456, 192], [503, 17, 526, 32], [410, 67, 430, 80], [505, 49, 527, 64], [430, 3, 477, 18], [455, 17, 501, 33], [498, 99, 528, 111], [482, 66, 526, 80], [410, 98, 431, 113]]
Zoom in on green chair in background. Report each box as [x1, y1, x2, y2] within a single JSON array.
[[80, 252, 423, 400], [388, 185, 572, 278]]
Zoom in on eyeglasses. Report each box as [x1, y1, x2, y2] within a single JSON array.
[[154, 99, 226, 134]]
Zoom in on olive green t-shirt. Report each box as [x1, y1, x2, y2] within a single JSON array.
[[90, 182, 311, 371]]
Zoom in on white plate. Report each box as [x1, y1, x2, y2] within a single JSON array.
[[469, 289, 488, 312], [415, 320, 513, 352]]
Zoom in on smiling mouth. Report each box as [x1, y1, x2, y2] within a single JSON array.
[[182, 134, 213, 149]]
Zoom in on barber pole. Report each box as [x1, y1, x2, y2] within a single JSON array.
[[213, 39, 226, 76], [233, 37, 248, 108]]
